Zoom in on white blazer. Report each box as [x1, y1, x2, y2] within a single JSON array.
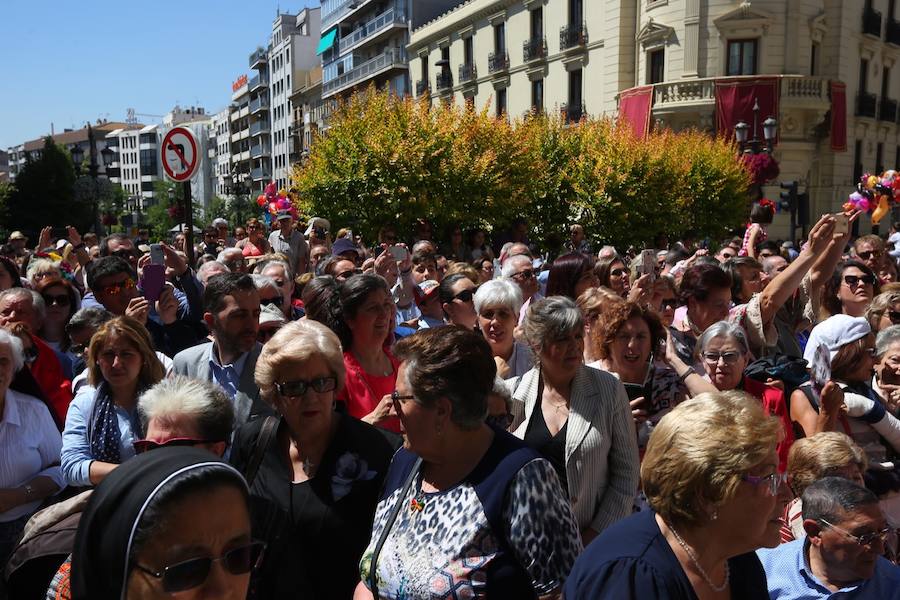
[[508, 365, 640, 533]]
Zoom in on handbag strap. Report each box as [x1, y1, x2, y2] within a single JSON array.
[[243, 416, 279, 488], [368, 456, 422, 599]]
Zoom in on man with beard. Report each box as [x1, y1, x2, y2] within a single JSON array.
[[173, 273, 273, 425]]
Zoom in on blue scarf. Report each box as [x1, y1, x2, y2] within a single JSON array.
[[88, 382, 142, 464]]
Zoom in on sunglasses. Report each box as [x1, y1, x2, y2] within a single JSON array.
[[512, 269, 535, 281], [261, 296, 283, 308], [453, 289, 475, 303], [110, 248, 135, 259], [844, 274, 876, 287], [610, 268, 628, 277], [43, 293, 71, 307], [133, 541, 265, 593], [275, 377, 337, 397], [101, 278, 136, 296], [857, 250, 882, 261], [132, 437, 221, 454]]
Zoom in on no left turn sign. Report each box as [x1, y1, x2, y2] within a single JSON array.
[[160, 127, 200, 182]]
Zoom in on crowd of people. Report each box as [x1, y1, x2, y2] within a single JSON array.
[[3, 203, 900, 598]]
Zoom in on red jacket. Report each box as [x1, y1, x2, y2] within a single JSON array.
[[744, 377, 794, 472], [29, 335, 73, 429]]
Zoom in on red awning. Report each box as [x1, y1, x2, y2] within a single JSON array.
[[714, 77, 779, 142], [618, 86, 654, 139]]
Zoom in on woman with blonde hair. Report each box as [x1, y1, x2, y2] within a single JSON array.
[[60, 316, 165, 486], [576, 286, 623, 364], [566, 391, 789, 598]]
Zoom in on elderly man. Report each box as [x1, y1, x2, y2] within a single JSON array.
[[212, 217, 236, 247], [268, 210, 309, 275], [218, 247, 248, 273], [258, 258, 298, 320], [502, 254, 541, 324], [197, 259, 229, 286], [758, 477, 900, 599]]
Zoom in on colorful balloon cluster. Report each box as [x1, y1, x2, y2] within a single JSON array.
[[845, 171, 900, 224], [256, 182, 298, 225]]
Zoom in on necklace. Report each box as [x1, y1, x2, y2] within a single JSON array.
[[669, 524, 730, 593], [547, 400, 569, 414]]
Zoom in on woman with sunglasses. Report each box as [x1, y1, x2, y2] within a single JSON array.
[[822, 260, 881, 319], [231, 319, 399, 599], [475, 257, 495, 284], [438, 273, 477, 331], [71, 447, 260, 600], [61, 316, 165, 487], [36, 277, 81, 356], [236, 217, 270, 260], [595, 254, 631, 298]]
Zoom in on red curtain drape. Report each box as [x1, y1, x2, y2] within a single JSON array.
[[714, 77, 779, 142], [618, 86, 654, 139], [830, 81, 847, 152]]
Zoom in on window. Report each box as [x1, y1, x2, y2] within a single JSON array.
[[726, 39, 757, 76], [810, 42, 819, 76], [140, 149, 158, 176], [441, 46, 450, 62], [860, 59, 869, 93], [495, 22, 506, 54], [464, 36, 474, 67], [497, 87, 507, 117], [569, 0, 583, 24], [531, 7, 543, 39], [883, 66, 891, 99], [648, 49, 665, 84], [531, 78, 544, 113], [569, 69, 583, 109]]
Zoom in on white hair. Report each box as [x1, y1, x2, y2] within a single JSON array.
[[259, 259, 293, 281], [474, 278, 523, 315], [137, 375, 234, 441], [251, 274, 280, 295], [501, 254, 532, 278], [216, 248, 242, 263], [0, 328, 25, 373], [26, 258, 61, 282], [0, 288, 45, 323], [197, 260, 228, 285]]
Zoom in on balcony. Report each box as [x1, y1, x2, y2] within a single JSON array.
[[249, 96, 269, 114], [436, 71, 453, 92], [338, 6, 407, 54], [250, 144, 271, 159], [880, 97, 898, 122], [416, 79, 430, 96], [864, 7, 883, 38], [523, 36, 547, 62], [322, 0, 373, 29], [458, 63, 476, 85], [560, 22, 588, 51], [249, 121, 271, 137], [857, 92, 878, 118], [251, 167, 272, 181], [488, 51, 509, 74], [888, 19, 900, 45], [322, 47, 408, 98], [249, 75, 268, 92], [249, 47, 267, 68], [561, 102, 586, 124]]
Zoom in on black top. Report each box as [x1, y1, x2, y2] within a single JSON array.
[[230, 413, 401, 600], [523, 405, 568, 493], [564, 510, 769, 599]]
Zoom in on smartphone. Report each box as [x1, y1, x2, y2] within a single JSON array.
[[389, 245, 409, 262], [623, 381, 655, 415], [834, 213, 849, 235], [140, 265, 165, 303], [150, 243, 165, 265], [640, 249, 657, 279]]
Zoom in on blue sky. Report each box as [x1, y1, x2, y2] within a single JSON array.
[[0, 0, 313, 149]]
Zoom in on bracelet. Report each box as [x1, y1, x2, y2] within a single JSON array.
[[677, 367, 696, 383]]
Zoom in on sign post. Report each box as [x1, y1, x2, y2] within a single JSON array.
[[160, 126, 200, 266]]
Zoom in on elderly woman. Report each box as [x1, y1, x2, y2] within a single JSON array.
[[697, 321, 796, 471], [231, 319, 398, 599], [0, 328, 65, 563], [474, 279, 533, 380], [546, 252, 598, 300], [576, 287, 624, 364], [71, 448, 259, 600], [26, 258, 63, 287], [36, 277, 80, 355], [875, 325, 900, 413], [781, 432, 867, 542], [511, 296, 640, 544], [438, 273, 477, 330], [591, 301, 716, 455], [335, 274, 401, 432], [565, 391, 789, 598], [866, 290, 900, 333], [356, 327, 582, 598], [61, 316, 165, 486]]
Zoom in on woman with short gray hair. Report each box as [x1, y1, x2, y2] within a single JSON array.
[[510, 296, 639, 544], [474, 279, 533, 379]]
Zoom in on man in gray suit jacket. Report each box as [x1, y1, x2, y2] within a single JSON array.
[[173, 272, 274, 425]]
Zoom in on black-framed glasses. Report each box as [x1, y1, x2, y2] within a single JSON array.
[[844, 274, 876, 287], [511, 269, 534, 281], [42, 293, 71, 307], [701, 351, 743, 365], [742, 471, 787, 496], [857, 250, 882, 261], [133, 541, 265, 593], [453, 289, 475, 303], [819, 519, 893, 547], [610, 268, 628, 278], [390, 390, 415, 411], [275, 377, 337, 397], [260, 296, 282, 308], [110, 248, 135, 260]]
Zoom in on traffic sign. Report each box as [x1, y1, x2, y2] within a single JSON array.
[[160, 127, 200, 182]]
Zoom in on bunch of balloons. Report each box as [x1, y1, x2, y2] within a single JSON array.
[[256, 182, 298, 225], [845, 170, 900, 224]]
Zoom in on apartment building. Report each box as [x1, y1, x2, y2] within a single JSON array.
[[230, 74, 253, 196], [6, 121, 126, 183], [0, 150, 9, 183], [409, 0, 603, 121], [213, 108, 232, 197]]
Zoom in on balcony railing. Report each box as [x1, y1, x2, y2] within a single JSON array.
[[864, 7, 883, 38], [338, 6, 407, 54], [561, 102, 586, 124], [436, 71, 453, 91], [251, 167, 272, 181], [250, 144, 271, 159], [249, 75, 268, 91], [322, 0, 373, 29], [249, 96, 269, 114], [857, 92, 878, 118], [488, 51, 509, 73], [322, 47, 408, 97], [880, 97, 898, 122], [249, 47, 267, 68], [888, 19, 900, 45], [523, 36, 547, 62], [249, 121, 271, 137], [560, 22, 588, 50], [458, 63, 476, 84], [415, 79, 430, 96]]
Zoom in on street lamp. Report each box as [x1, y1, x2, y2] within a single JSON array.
[[734, 122, 749, 145], [100, 145, 115, 168], [734, 98, 777, 154], [70, 144, 84, 168]]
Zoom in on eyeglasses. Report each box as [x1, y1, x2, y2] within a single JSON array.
[[742, 471, 787, 496], [132, 437, 222, 454], [110, 248, 135, 259], [844, 274, 877, 287], [610, 268, 628, 278], [819, 519, 893, 547], [133, 541, 265, 593], [390, 390, 415, 413], [857, 250, 882, 261], [511, 269, 535, 281], [486, 412, 514, 430], [453, 289, 475, 303], [260, 296, 282, 308], [100, 278, 136, 296], [701, 351, 743, 365], [42, 293, 71, 307], [275, 377, 337, 397], [336, 269, 363, 280], [69, 342, 87, 357]]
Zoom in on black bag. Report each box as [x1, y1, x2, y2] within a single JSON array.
[[744, 354, 810, 396]]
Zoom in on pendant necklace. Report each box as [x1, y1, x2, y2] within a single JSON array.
[[669, 524, 729, 593]]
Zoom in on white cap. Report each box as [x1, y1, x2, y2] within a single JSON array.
[[803, 314, 871, 365]]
